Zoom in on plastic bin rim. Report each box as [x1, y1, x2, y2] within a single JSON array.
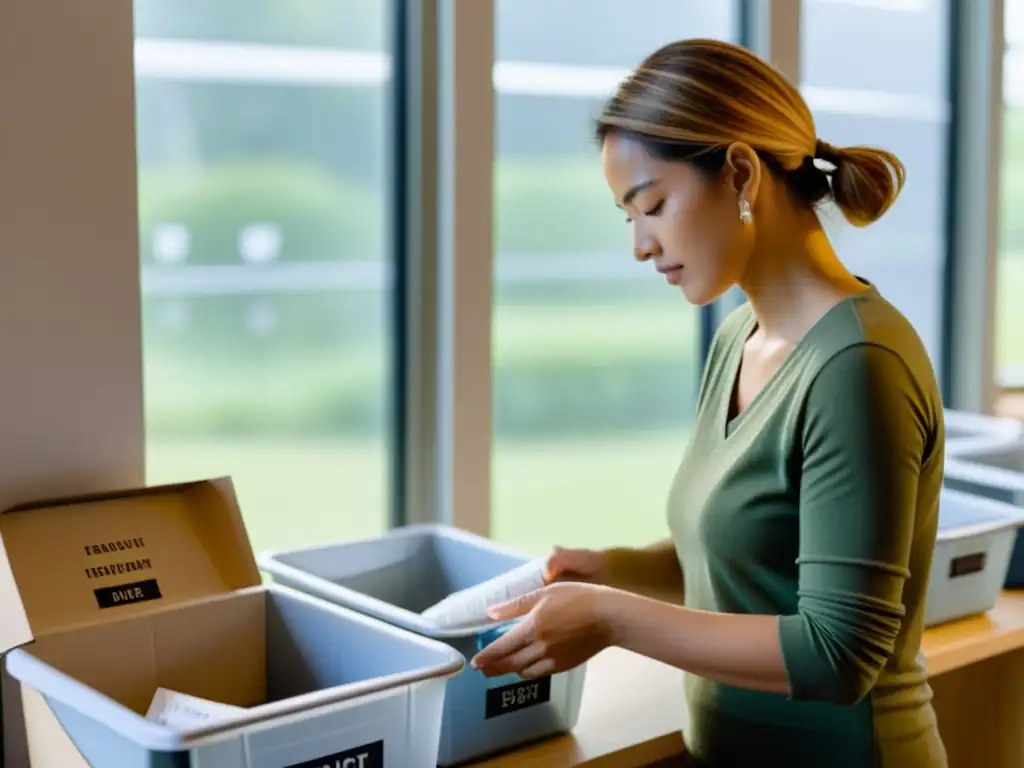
[[946, 435, 1024, 459], [2, 584, 465, 752], [944, 456, 1024, 489], [944, 409, 1024, 435], [258, 555, 513, 639], [5, 646, 460, 752], [264, 522, 536, 563], [936, 487, 1024, 540], [257, 524, 539, 640]]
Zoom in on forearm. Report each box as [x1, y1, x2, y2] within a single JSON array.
[[604, 590, 791, 696], [601, 539, 684, 604]]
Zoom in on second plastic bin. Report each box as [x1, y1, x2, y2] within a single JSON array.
[[259, 524, 587, 766], [944, 439, 1024, 587], [925, 489, 1024, 627]]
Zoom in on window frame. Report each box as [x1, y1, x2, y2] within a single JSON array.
[[944, 0, 1005, 412], [399, 0, 495, 535], [399, 0, 1007, 533]]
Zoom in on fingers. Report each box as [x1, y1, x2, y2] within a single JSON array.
[[471, 618, 534, 670], [545, 547, 589, 583], [521, 656, 556, 680], [476, 641, 548, 679], [487, 588, 542, 621], [542, 547, 563, 583]]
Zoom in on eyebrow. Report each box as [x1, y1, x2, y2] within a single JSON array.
[[620, 179, 657, 208]]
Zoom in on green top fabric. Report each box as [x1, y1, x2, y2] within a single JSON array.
[[669, 284, 947, 767]]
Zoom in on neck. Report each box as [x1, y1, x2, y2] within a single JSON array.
[[738, 205, 863, 342]]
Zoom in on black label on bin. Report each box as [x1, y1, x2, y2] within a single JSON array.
[[93, 578, 163, 609], [485, 676, 552, 719], [949, 552, 986, 579], [284, 740, 383, 768]]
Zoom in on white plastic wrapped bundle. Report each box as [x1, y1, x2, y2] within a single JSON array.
[[419, 559, 547, 629], [144, 688, 245, 729]]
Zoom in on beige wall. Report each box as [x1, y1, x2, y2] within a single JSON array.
[[0, 1, 145, 765]]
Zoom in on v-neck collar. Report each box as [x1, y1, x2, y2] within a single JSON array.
[[718, 281, 878, 441]]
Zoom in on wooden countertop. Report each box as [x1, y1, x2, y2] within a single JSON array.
[[922, 589, 1024, 675], [471, 590, 1024, 768]]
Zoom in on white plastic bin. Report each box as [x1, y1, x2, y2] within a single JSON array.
[[924, 489, 1024, 627], [944, 441, 1024, 588], [0, 479, 463, 768], [259, 524, 587, 767], [944, 409, 1023, 458]]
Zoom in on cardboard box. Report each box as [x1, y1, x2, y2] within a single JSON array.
[[0, 478, 464, 767]]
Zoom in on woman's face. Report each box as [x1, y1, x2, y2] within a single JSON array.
[[601, 133, 754, 306]]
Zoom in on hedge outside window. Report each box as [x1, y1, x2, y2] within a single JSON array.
[[490, 1, 738, 555], [135, 0, 394, 551]]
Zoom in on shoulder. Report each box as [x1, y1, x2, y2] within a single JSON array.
[[797, 289, 943, 449], [810, 342, 918, 400], [808, 290, 940, 408]]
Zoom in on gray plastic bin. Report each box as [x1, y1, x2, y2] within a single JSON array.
[[4, 585, 464, 768], [0, 477, 464, 768], [944, 441, 1024, 588], [259, 524, 587, 767], [924, 489, 1024, 627], [944, 409, 1023, 458]]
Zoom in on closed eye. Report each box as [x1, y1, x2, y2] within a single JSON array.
[[624, 200, 664, 223]]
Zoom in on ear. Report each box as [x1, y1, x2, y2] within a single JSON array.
[[724, 142, 761, 208]]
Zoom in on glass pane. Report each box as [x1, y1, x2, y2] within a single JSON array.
[[134, 0, 393, 552], [999, 0, 1024, 386], [800, 0, 951, 368], [492, 0, 738, 555]]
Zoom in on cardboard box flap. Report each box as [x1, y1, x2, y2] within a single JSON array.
[[0, 477, 259, 655]]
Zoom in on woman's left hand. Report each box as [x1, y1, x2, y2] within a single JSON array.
[[470, 582, 621, 679]]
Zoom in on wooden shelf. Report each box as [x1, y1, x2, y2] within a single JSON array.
[[922, 590, 1024, 675], [471, 590, 1024, 768]]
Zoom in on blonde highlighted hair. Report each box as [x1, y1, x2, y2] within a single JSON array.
[[596, 39, 905, 227]]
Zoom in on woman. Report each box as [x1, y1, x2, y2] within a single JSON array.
[[471, 39, 947, 767]]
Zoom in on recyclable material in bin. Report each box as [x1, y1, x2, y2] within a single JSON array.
[[145, 687, 246, 729], [944, 441, 1024, 587], [259, 524, 588, 767], [420, 558, 547, 629], [924, 488, 1024, 627], [0, 479, 464, 768]]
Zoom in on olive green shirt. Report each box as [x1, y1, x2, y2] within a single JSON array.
[[669, 285, 947, 767]]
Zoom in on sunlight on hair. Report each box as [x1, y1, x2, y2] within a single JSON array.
[[597, 39, 905, 228]]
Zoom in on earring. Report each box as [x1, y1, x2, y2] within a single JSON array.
[[739, 199, 753, 224]]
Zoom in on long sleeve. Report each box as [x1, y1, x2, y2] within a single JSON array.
[[777, 342, 934, 706]]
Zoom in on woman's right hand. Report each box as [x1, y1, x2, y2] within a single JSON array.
[[543, 546, 610, 586]]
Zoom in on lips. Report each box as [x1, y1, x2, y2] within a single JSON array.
[[656, 265, 684, 286]]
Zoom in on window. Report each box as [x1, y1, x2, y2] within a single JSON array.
[[491, 1, 739, 555], [133, 0, 394, 552], [999, 0, 1024, 388], [800, 0, 952, 370]]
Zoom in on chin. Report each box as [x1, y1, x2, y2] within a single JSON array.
[[681, 276, 732, 307], [680, 283, 716, 307]]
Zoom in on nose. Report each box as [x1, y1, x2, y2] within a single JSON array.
[[633, 230, 660, 262]]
